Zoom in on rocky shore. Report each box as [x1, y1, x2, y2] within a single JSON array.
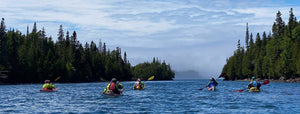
[[235, 77, 300, 83]]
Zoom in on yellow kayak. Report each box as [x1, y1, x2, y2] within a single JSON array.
[[249, 87, 260, 92], [134, 84, 145, 90]]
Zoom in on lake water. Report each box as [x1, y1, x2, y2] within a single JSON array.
[[0, 80, 299, 113]]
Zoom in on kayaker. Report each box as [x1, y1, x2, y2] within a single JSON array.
[[206, 78, 218, 91], [247, 76, 261, 90], [103, 78, 124, 94], [42, 80, 55, 90], [133, 78, 145, 89]]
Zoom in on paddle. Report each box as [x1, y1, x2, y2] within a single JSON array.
[[199, 86, 207, 90], [235, 80, 270, 92], [54, 76, 61, 82], [147, 76, 154, 81]]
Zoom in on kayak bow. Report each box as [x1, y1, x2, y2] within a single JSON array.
[[40, 87, 58, 92]]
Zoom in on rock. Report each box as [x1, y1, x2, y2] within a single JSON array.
[[279, 76, 285, 81]]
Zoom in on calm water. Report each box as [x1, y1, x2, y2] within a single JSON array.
[[0, 80, 299, 113]]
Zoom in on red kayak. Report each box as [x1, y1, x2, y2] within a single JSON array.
[[40, 87, 58, 92]]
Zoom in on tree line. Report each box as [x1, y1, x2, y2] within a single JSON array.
[[221, 8, 300, 80], [132, 57, 175, 80], [0, 18, 175, 83]]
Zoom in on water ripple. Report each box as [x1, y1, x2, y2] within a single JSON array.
[[0, 80, 299, 113]]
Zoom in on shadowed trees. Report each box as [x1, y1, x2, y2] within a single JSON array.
[[221, 8, 300, 80]]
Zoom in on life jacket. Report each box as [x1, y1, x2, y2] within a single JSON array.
[[135, 81, 140, 87], [109, 82, 116, 91], [43, 84, 48, 89], [43, 83, 53, 89], [208, 81, 218, 88], [253, 81, 257, 87]]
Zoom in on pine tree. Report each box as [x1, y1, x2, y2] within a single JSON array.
[[57, 25, 64, 42], [245, 23, 250, 49], [103, 42, 107, 55], [66, 31, 70, 46], [124, 51, 127, 64], [288, 8, 297, 40], [272, 11, 285, 39], [71, 31, 77, 46], [32, 22, 37, 33], [40, 27, 46, 39], [0, 18, 7, 70], [26, 25, 29, 36]]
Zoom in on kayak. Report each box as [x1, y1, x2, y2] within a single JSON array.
[[103, 89, 124, 96], [40, 87, 58, 92], [207, 86, 216, 91], [249, 87, 260, 92], [134, 84, 145, 90]]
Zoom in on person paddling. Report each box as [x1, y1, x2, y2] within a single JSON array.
[[42, 80, 55, 90], [133, 78, 145, 90], [247, 76, 261, 92], [103, 78, 124, 94], [207, 78, 218, 91]]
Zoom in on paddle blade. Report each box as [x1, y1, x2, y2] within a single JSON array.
[[235, 88, 247, 92], [55, 76, 61, 81], [235, 89, 244, 92], [148, 76, 154, 81], [262, 80, 270, 85]]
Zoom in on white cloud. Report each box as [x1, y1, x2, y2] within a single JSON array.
[[1, 0, 300, 78]]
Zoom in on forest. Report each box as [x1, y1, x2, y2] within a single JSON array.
[[132, 57, 175, 80], [221, 8, 300, 80], [0, 18, 174, 83]]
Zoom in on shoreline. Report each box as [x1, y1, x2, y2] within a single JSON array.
[[0, 79, 174, 85], [233, 77, 300, 83]]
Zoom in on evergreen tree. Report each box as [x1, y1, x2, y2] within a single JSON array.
[[0, 18, 7, 70], [124, 51, 127, 64], [288, 8, 297, 40], [32, 22, 37, 33], [66, 31, 70, 47], [245, 23, 250, 49], [26, 25, 29, 36], [71, 31, 77, 46], [57, 25, 64, 42], [272, 11, 285, 39], [222, 9, 300, 80], [0, 20, 176, 83]]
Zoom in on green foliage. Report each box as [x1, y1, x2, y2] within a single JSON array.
[[132, 58, 175, 80], [0, 20, 147, 83], [221, 8, 300, 80]]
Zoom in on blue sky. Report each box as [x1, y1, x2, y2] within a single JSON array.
[[1, 0, 300, 78]]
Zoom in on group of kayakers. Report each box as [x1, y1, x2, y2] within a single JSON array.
[[41, 76, 263, 94], [102, 77, 145, 95], [205, 76, 262, 92]]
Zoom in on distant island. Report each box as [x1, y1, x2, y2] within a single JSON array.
[[0, 18, 174, 84], [220, 8, 300, 83]]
